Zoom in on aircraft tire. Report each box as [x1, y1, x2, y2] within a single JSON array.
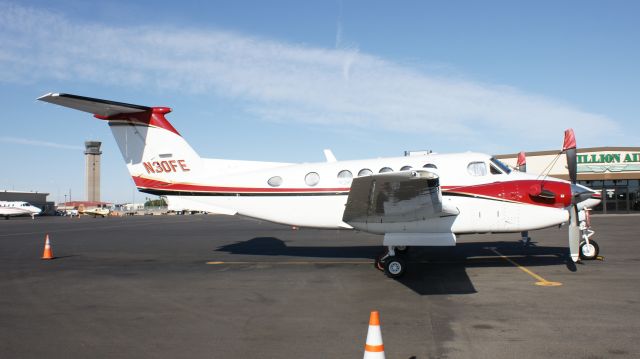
[[395, 246, 409, 254], [384, 256, 406, 278], [579, 239, 599, 260]]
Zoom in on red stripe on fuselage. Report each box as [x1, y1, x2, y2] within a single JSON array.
[[133, 176, 571, 207], [442, 180, 572, 208], [132, 176, 350, 193]]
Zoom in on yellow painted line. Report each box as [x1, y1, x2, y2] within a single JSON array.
[[486, 247, 562, 287], [206, 260, 373, 265]]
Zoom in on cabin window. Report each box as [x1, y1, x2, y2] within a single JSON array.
[[400, 165, 413, 171], [305, 172, 320, 186], [423, 163, 437, 169], [358, 168, 373, 176], [337, 170, 353, 185], [467, 162, 487, 176], [379, 167, 393, 173], [267, 176, 283, 187], [490, 165, 502, 175]]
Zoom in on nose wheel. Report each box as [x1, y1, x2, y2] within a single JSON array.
[[579, 239, 599, 260]]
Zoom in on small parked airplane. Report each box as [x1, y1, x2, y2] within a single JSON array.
[[38, 93, 602, 277], [79, 207, 110, 218], [0, 201, 42, 219]]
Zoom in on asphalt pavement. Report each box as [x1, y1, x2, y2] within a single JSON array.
[[1, 214, 638, 358]]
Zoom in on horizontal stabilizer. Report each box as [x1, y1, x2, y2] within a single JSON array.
[[38, 93, 151, 117]]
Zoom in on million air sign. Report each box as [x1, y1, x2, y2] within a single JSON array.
[[578, 152, 640, 173]]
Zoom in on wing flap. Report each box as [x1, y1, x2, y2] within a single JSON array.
[[37, 93, 150, 117], [343, 170, 453, 229]]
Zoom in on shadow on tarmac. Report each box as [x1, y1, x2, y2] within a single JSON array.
[[216, 237, 574, 295]]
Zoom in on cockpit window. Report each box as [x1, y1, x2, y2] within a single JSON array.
[[467, 162, 487, 176], [490, 157, 511, 174]]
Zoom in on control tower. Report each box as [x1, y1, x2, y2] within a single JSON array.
[[84, 141, 102, 202]]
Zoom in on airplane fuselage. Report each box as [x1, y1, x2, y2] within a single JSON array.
[[0, 201, 42, 219], [132, 151, 575, 233]]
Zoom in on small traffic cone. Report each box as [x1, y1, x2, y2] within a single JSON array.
[[363, 310, 385, 359], [41, 234, 54, 260]]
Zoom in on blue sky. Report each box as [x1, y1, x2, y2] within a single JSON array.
[[1, 0, 638, 203]]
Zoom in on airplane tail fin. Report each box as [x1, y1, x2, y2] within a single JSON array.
[[38, 93, 201, 191]]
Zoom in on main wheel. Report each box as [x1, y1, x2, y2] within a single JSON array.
[[395, 246, 409, 254], [579, 239, 599, 260], [384, 256, 406, 278]]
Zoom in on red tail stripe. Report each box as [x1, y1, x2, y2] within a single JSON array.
[[97, 107, 180, 136]]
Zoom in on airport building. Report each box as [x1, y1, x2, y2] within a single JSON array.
[[496, 147, 640, 213], [85, 141, 102, 202]]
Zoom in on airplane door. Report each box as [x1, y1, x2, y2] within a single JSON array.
[[501, 182, 520, 231]]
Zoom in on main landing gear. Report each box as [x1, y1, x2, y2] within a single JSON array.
[[375, 246, 409, 278]]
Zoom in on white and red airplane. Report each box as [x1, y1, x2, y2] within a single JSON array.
[[38, 93, 602, 277], [1, 201, 42, 219]]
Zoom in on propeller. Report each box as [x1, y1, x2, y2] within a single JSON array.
[[516, 151, 526, 172], [562, 129, 580, 262]]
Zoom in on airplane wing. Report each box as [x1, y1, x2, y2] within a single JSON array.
[[342, 170, 458, 231], [37, 93, 150, 117]]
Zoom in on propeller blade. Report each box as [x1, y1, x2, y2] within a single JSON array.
[[563, 129, 577, 185], [568, 204, 580, 262], [517, 151, 526, 172]]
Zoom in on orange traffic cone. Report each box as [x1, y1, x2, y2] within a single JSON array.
[[41, 234, 54, 260], [363, 311, 385, 359]]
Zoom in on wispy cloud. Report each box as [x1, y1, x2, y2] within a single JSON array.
[[0, 136, 83, 151], [0, 2, 620, 149]]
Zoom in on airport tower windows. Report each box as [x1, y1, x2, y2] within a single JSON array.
[[423, 163, 437, 169], [337, 170, 353, 185], [400, 165, 413, 171], [305, 172, 320, 186], [358, 168, 373, 176], [267, 176, 283, 187], [379, 167, 393, 173], [467, 162, 487, 176]]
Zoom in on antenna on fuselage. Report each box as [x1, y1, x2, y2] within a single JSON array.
[[323, 149, 337, 163]]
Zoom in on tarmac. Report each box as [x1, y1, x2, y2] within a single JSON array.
[[1, 214, 639, 358]]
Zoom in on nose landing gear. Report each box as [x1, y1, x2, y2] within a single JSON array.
[[579, 209, 599, 260]]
